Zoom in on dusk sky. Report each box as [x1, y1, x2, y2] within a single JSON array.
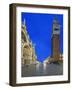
[[21, 12, 63, 62]]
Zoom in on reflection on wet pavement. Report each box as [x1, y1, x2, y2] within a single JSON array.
[[21, 63, 63, 77]]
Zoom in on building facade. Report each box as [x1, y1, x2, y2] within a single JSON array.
[[21, 19, 37, 65]]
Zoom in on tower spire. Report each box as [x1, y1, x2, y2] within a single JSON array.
[[22, 18, 27, 32], [53, 16, 58, 24], [24, 19, 26, 26], [23, 19, 26, 27]]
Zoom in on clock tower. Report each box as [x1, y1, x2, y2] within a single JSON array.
[[51, 18, 60, 62]]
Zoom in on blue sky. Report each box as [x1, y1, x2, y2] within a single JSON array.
[[21, 12, 63, 62]]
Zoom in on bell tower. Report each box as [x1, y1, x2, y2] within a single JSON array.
[[51, 17, 60, 62]]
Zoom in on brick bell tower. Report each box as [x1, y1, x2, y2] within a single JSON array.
[[51, 17, 60, 62]]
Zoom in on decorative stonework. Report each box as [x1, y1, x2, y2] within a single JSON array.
[[21, 19, 37, 65]]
